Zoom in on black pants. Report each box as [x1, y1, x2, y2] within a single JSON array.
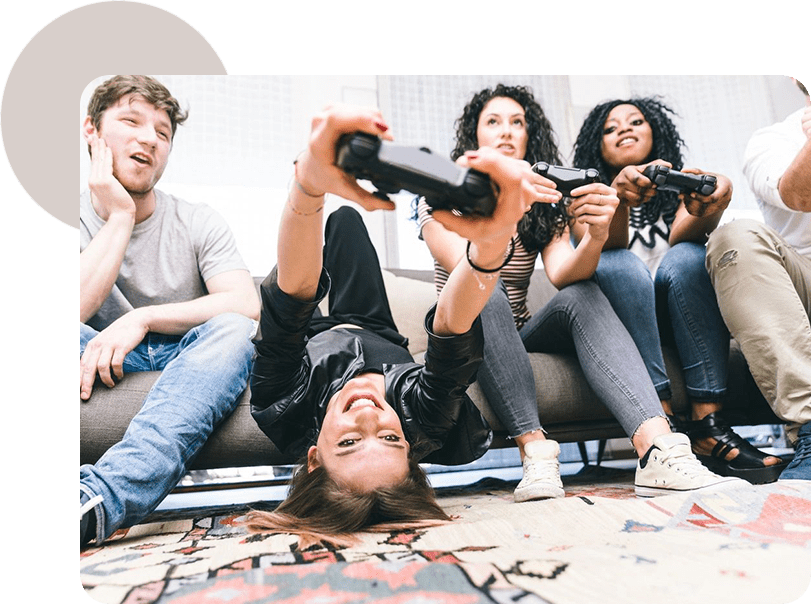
[[309, 206, 411, 359]]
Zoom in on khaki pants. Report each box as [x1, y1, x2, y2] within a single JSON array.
[[706, 219, 811, 443]]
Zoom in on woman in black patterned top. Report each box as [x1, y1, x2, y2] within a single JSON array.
[[572, 97, 786, 484]]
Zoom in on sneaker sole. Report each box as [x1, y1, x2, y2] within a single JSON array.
[[514, 486, 565, 502], [634, 477, 745, 498]]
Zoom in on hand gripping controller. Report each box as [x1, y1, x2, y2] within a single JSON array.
[[336, 132, 497, 216], [531, 162, 601, 196], [641, 164, 717, 196]]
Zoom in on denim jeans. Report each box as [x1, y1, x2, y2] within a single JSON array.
[[519, 280, 664, 440], [474, 283, 543, 438], [80, 312, 256, 544], [593, 244, 729, 403]]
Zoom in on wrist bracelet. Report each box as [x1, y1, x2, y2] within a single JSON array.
[[287, 196, 324, 216], [293, 156, 326, 198], [466, 236, 515, 274]]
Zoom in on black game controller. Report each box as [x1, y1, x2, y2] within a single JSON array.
[[531, 162, 601, 197], [335, 132, 496, 216], [642, 164, 717, 196]]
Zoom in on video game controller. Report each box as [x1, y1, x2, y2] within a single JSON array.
[[335, 132, 496, 216], [531, 162, 601, 197], [642, 164, 717, 196]]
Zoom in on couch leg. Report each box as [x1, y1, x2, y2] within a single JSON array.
[[578, 442, 589, 466], [577, 440, 608, 466]]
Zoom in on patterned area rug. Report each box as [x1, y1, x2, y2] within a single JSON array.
[[80, 467, 811, 604]]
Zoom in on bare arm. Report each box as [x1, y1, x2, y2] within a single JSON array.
[[572, 161, 670, 250], [420, 219, 466, 274], [80, 134, 137, 322], [778, 134, 811, 212], [422, 170, 560, 275], [668, 170, 733, 245], [544, 183, 619, 289], [133, 269, 260, 334], [79, 269, 259, 400], [276, 106, 396, 301], [429, 148, 545, 335]]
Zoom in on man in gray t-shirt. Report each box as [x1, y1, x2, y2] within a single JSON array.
[[79, 76, 260, 547]]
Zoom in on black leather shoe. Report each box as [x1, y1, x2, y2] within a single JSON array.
[[686, 412, 788, 484]]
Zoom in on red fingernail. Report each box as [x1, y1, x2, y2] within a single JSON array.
[[374, 121, 389, 132]]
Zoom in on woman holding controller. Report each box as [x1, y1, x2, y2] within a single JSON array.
[[572, 96, 786, 483], [417, 84, 739, 502], [244, 104, 547, 547]]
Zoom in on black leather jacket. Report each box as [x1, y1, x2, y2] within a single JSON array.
[[250, 267, 492, 465]]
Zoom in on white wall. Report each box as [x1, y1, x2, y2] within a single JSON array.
[[80, 75, 807, 274]]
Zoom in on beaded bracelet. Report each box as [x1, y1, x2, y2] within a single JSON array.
[[466, 236, 516, 274]]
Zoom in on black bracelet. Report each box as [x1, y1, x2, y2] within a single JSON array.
[[466, 237, 515, 274]]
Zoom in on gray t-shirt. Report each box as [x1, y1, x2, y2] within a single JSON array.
[[80, 189, 249, 331]]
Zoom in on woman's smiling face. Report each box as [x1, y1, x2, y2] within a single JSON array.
[[600, 103, 654, 170], [308, 373, 409, 492]]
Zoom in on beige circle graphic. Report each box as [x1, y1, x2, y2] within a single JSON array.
[[2, 1, 225, 228]]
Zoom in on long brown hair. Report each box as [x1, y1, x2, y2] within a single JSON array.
[[242, 457, 451, 549]]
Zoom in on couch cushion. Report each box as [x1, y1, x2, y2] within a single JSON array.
[[79, 372, 291, 470], [381, 269, 438, 357], [81, 271, 781, 471]]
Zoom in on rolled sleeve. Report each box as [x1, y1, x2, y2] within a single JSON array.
[[743, 111, 803, 210]]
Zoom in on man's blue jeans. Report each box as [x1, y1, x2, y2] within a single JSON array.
[[593, 244, 729, 404], [80, 313, 255, 544]]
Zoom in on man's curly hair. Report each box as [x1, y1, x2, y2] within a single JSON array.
[[572, 96, 686, 230], [452, 84, 569, 252]]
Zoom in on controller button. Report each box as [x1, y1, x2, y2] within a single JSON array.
[[464, 174, 490, 197], [350, 135, 378, 159]]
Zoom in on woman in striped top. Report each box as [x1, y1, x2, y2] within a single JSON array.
[[417, 84, 741, 500]]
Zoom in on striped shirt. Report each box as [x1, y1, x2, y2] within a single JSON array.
[[417, 197, 538, 329]]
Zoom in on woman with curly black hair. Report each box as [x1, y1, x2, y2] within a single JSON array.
[[417, 84, 740, 500], [572, 96, 786, 484]]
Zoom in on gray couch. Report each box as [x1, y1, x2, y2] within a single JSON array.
[[80, 269, 779, 471]]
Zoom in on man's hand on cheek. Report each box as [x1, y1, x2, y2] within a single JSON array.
[[88, 134, 136, 219]]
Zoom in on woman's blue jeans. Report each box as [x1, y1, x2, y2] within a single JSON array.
[[592, 244, 729, 404], [476, 280, 663, 441], [80, 313, 256, 544]]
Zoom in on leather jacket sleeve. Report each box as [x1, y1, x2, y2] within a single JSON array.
[[390, 305, 492, 465], [249, 266, 331, 458]]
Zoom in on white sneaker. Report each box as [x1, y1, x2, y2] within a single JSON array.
[[635, 433, 746, 497], [514, 439, 565, 502]]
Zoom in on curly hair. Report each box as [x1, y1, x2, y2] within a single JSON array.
[[572, 96, 685, 230], [241, 457, 450, 549], [451, 83, 569, 251]]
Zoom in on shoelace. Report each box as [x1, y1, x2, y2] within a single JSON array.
[[656, 444, 713, 479], [793, 436, 811, 460], [523, 456, 561, 484]]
